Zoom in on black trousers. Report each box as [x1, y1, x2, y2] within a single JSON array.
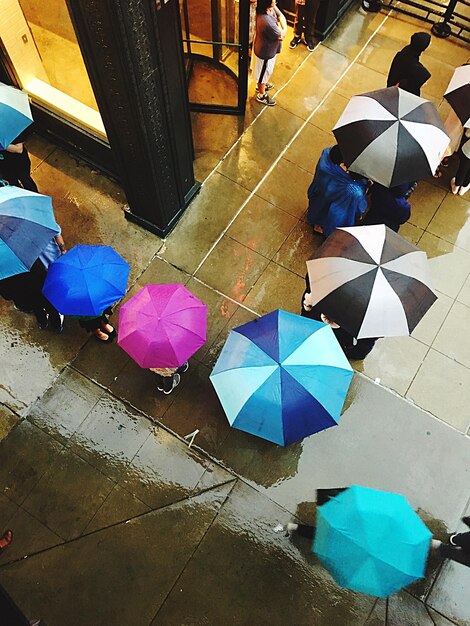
[[0, 148, 38, 192], [455, 151, 470, 187], [293, 0, 320, 45]]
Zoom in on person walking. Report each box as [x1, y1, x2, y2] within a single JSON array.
[[387, 32, 431, 97], [301, 273, 378, 360], [432, 516, 470, 568], [289, 0, 320, 52], [150, 362, 189, 395], [362, 182, 415, 232], [307, 145, 369, 238], [451, 138, 470, 196], [253, 0, 287, 107], [0, 142, 38, 192]]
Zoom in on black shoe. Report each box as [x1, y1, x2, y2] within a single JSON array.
[[462, 516, 470, 529], [49, 313, 64, 334], [36, 309, 49, 330], [289, 37, 301, 49], [163, 374, 181, 395], [177, 362, 189, 374]]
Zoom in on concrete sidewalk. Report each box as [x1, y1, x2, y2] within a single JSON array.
[[1, 4, 470, 625]]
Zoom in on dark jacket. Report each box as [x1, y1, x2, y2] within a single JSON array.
[[362, 183, 412, 232], [387, 32, 431, 96]]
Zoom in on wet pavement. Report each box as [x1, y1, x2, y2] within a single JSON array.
[[1, 5, 470, 625]]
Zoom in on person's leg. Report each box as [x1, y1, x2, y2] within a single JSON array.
[[450, 531, 470, 552], [16, 149, 38, 193], [162, 373, 181, 394], [292, 3, 304, 40], [256, 57, 276, 105], [289, 523, 316, 539], [454, 152, 470, 187], [305, 0, 320, 49]]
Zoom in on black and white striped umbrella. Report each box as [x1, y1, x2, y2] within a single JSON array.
[[333, 87, 450, 188], [306, 225, 437, 339], [444, 65, 470, 128]]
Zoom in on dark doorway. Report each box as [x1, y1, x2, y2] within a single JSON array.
[[181, 0, 249, 114]]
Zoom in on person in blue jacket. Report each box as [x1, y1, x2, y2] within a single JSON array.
[[307, 145, 368, 238]]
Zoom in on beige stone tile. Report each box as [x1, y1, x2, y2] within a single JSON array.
[[323, 8, 385, 60], [399, 221, 424, 246], [427, 194, 470, 253], [217, 106, 304, 191], [283, 124, 333, 176], [411, 290, 453, 346], [195, 236, 270, 304], [408, 181, 446, 230], [276, 47, 349, 120], [310, 91, 349, 134], [418, 232, 470, 298], [378, 14, 470, 67], [184, 278, 239, 362], [226, 195, 297, 259], [457, 274, 470, 308], [274, 220, 322, 277], [433, 301, 470, 368], [256, 158, 313, 218], [421, 57, 457, 101], [356, 33, 402, 77], [161, 173, 250, 274], [354, 336, 428, 396], [406, 349, 470, 432], [244, 262, 305, 316], [335, 63, 386, 99]]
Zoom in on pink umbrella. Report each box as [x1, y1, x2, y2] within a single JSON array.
[[118, 284, 207, 368]]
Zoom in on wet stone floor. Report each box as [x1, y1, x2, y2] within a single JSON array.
[[1, 5, 470, 626]]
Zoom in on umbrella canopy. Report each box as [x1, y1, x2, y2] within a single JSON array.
[[0, 186, 60, 280], [210, 309, 353, 446], [306, 225, 436, 339], [333, 86, 450, 187], [0, 83, 33, 150], [42, 244, 130, 316], [444, 65, 470, 128], [313, 485, 432, 598], [118, 284, 207, 368]]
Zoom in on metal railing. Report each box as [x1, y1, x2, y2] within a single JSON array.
[[380, 0, 470, 44]]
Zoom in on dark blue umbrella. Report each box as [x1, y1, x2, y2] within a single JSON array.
[[0, 186, 60, 280], [42, 244, 130, 316], [0, 83, 33, 150]]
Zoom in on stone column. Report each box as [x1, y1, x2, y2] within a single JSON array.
[[67, 0, 199, 237]]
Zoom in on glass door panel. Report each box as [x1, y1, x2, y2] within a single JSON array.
[[180, 0, 248, 114]]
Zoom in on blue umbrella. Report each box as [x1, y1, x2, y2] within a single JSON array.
[[210, 309, 353, 446], [0, 83, 33, 150], [313, 485, 432, 598], [0, 186, 60, 280], [42, 244, 130, 316]]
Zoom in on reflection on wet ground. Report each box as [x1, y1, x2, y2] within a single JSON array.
[[1, 4, 470, 625]]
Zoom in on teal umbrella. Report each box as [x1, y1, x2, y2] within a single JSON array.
[[313, 485, 432, 598]]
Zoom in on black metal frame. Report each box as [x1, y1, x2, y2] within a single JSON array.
[[381, 0, 470, 44], [181, 0, 249, 115]]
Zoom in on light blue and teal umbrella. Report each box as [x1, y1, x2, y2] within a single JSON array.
[[0, 83, 33, 150], [0, 186, 60, 280], [313, 485, 432, 598], [210, 309, 353, 446]]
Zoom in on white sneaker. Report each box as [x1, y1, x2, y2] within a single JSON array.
[[256, 93, 276, 106]]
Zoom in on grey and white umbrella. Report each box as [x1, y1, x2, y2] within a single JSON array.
[[306, 225, 437, 339], [333, 87, 450, 187], [444, 65, 470, 128]]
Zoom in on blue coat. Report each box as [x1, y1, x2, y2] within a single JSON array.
[[307, 147, 368, 237]]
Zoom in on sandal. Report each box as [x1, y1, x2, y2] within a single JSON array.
[[0, 529, 13, 552], [93, 328, 114, 343], [101, 322, 116, 339]]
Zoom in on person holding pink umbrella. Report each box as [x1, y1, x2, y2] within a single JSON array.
[[118, 283, 207, 395]]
